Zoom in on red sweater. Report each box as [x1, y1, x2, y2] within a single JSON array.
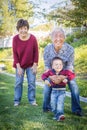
[[12, 34, 39, 68], [41, 69, 75, 88]]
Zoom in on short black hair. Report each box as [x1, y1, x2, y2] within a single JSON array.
[[51, 57, 63, 66], [16, 19, 29, 31]]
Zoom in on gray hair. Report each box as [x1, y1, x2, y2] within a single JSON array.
[[50, 27, 65, 39]]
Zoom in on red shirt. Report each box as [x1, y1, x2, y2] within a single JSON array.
[[12, 34, 39, 68], [41, 69, 75, 88]]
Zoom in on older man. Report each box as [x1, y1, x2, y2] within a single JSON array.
[[43, 27, 82, 116]]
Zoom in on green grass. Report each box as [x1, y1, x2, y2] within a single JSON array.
[[0, 73, 87, 130]]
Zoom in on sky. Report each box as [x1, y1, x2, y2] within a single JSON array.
[[29, 0, 68, 26], [30, 0, 67, 13]]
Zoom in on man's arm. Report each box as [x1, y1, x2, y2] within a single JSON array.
[[43, 45, 51, 70], [65, 50, 74, 71]]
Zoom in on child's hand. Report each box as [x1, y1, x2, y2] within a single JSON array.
[[63, 79, 68, 83], [44, 80, 51, 87], [49, 75, 67, 84]]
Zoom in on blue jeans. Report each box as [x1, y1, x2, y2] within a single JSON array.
[[68, 79, 82, 113], [14, 67, 36, 104], [43, 84, 52, 111], [43, 78, 82, 113], [51, 90, 65, 119]]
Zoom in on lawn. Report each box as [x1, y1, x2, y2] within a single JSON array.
[[0, 73, 87, 130]]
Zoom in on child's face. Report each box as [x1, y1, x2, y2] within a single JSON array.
[[52, 59, 63, 72]]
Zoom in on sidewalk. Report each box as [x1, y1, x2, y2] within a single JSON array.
[[1, 71, 87, 103]]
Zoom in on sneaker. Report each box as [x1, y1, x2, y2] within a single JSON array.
[[73, 111, 83, 117], [57, 115, 65, 121], [14, 103, 19, 107], [43, 109, 51, 113], [31, 102, 38, 106]]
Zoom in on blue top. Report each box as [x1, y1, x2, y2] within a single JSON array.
[[44, 42, 74, 70]]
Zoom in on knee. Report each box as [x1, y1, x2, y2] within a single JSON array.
[[69, 79, 78, 87], [69, 79, 79, 90], [44, 85, 51, 94]]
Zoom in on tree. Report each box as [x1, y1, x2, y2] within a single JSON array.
[[0, 0, 33, 37], [70, 0, 87, 26], [0, 0, 15, 36], [46, 0, 87, 27], [10, 0, 33, 20]]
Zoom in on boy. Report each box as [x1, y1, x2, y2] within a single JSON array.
[[41, 57, 75, 121]]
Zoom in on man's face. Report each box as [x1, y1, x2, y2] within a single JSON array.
[[52, 59, 63, 72], [52, 31, 65, 49]]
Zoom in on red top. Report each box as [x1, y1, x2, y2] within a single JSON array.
[[41, 69, 75, 88], [12, 34, 39, 68]]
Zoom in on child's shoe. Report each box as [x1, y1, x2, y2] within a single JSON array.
[[57, 115, 65, 121], [14, 103, 19, 107]]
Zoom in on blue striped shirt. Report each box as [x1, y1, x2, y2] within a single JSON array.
[[43, 42, 74, 71]]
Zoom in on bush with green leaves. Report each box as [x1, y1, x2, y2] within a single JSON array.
[[65, 34, 74, 44], [74, 29, 87, 39], [65, 29, 87, 44], [39, 36, 51, 48]]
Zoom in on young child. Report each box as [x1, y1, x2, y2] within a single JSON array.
[[41, 57, 75, 121]]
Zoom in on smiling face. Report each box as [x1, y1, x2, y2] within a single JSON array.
[[51, 28, 65, 51], [16, 19, 29, 39], [18, 26, 28, 38], [52, 59, 63, 73]]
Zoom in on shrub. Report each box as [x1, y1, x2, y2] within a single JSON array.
[[39, 36, 51, 48], [65, 29, 87, 44], [74, 29, 87, 39], [65, 34, 74, 44], [72, 37, 87, 48]]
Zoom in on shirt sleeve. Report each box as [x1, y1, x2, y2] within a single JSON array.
[[12, 37, 19, 65], [33, 37, 39, 64], [65, 70, 75, 80], [65, 49, 74, 71], [41, 70, 50, 81], [43, 45, 51, 70]]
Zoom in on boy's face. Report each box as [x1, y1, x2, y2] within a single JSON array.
[[52, 59, 63, 72]]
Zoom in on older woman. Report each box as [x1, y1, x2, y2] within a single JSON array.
[[12, 19, 39, 106], [43, 27, 82, 116]]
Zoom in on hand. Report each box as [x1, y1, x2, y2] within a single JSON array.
[[49, 75, 67, 84], [32, 63, 37, 74], [16, 63, 23, 76], [17, 67, 23, 76], [44, 80, 51, 87], [63, 78, 68, 83]]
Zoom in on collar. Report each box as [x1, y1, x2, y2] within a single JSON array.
[[52, 69, 63, 75]]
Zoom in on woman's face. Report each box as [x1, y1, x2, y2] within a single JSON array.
[[52, 31, 65, 50], [18, 26, 28, 38]]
